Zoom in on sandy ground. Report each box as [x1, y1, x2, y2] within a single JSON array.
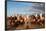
[[6, 23, 44, 30]]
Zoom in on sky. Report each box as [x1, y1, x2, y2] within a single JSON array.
[[7, 1, 45, 16]]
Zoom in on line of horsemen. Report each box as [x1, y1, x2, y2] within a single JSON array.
[[7, 15, 45, 29]]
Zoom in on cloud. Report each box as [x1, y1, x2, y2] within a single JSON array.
[[25, 6, 44, 14], [12, 2, 45, 15], [14, 5, 45, 15], [7, 1, 45, 16], [32, 3, 45, 12]]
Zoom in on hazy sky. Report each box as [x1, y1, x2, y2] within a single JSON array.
[[7, 1, 45, 16]]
